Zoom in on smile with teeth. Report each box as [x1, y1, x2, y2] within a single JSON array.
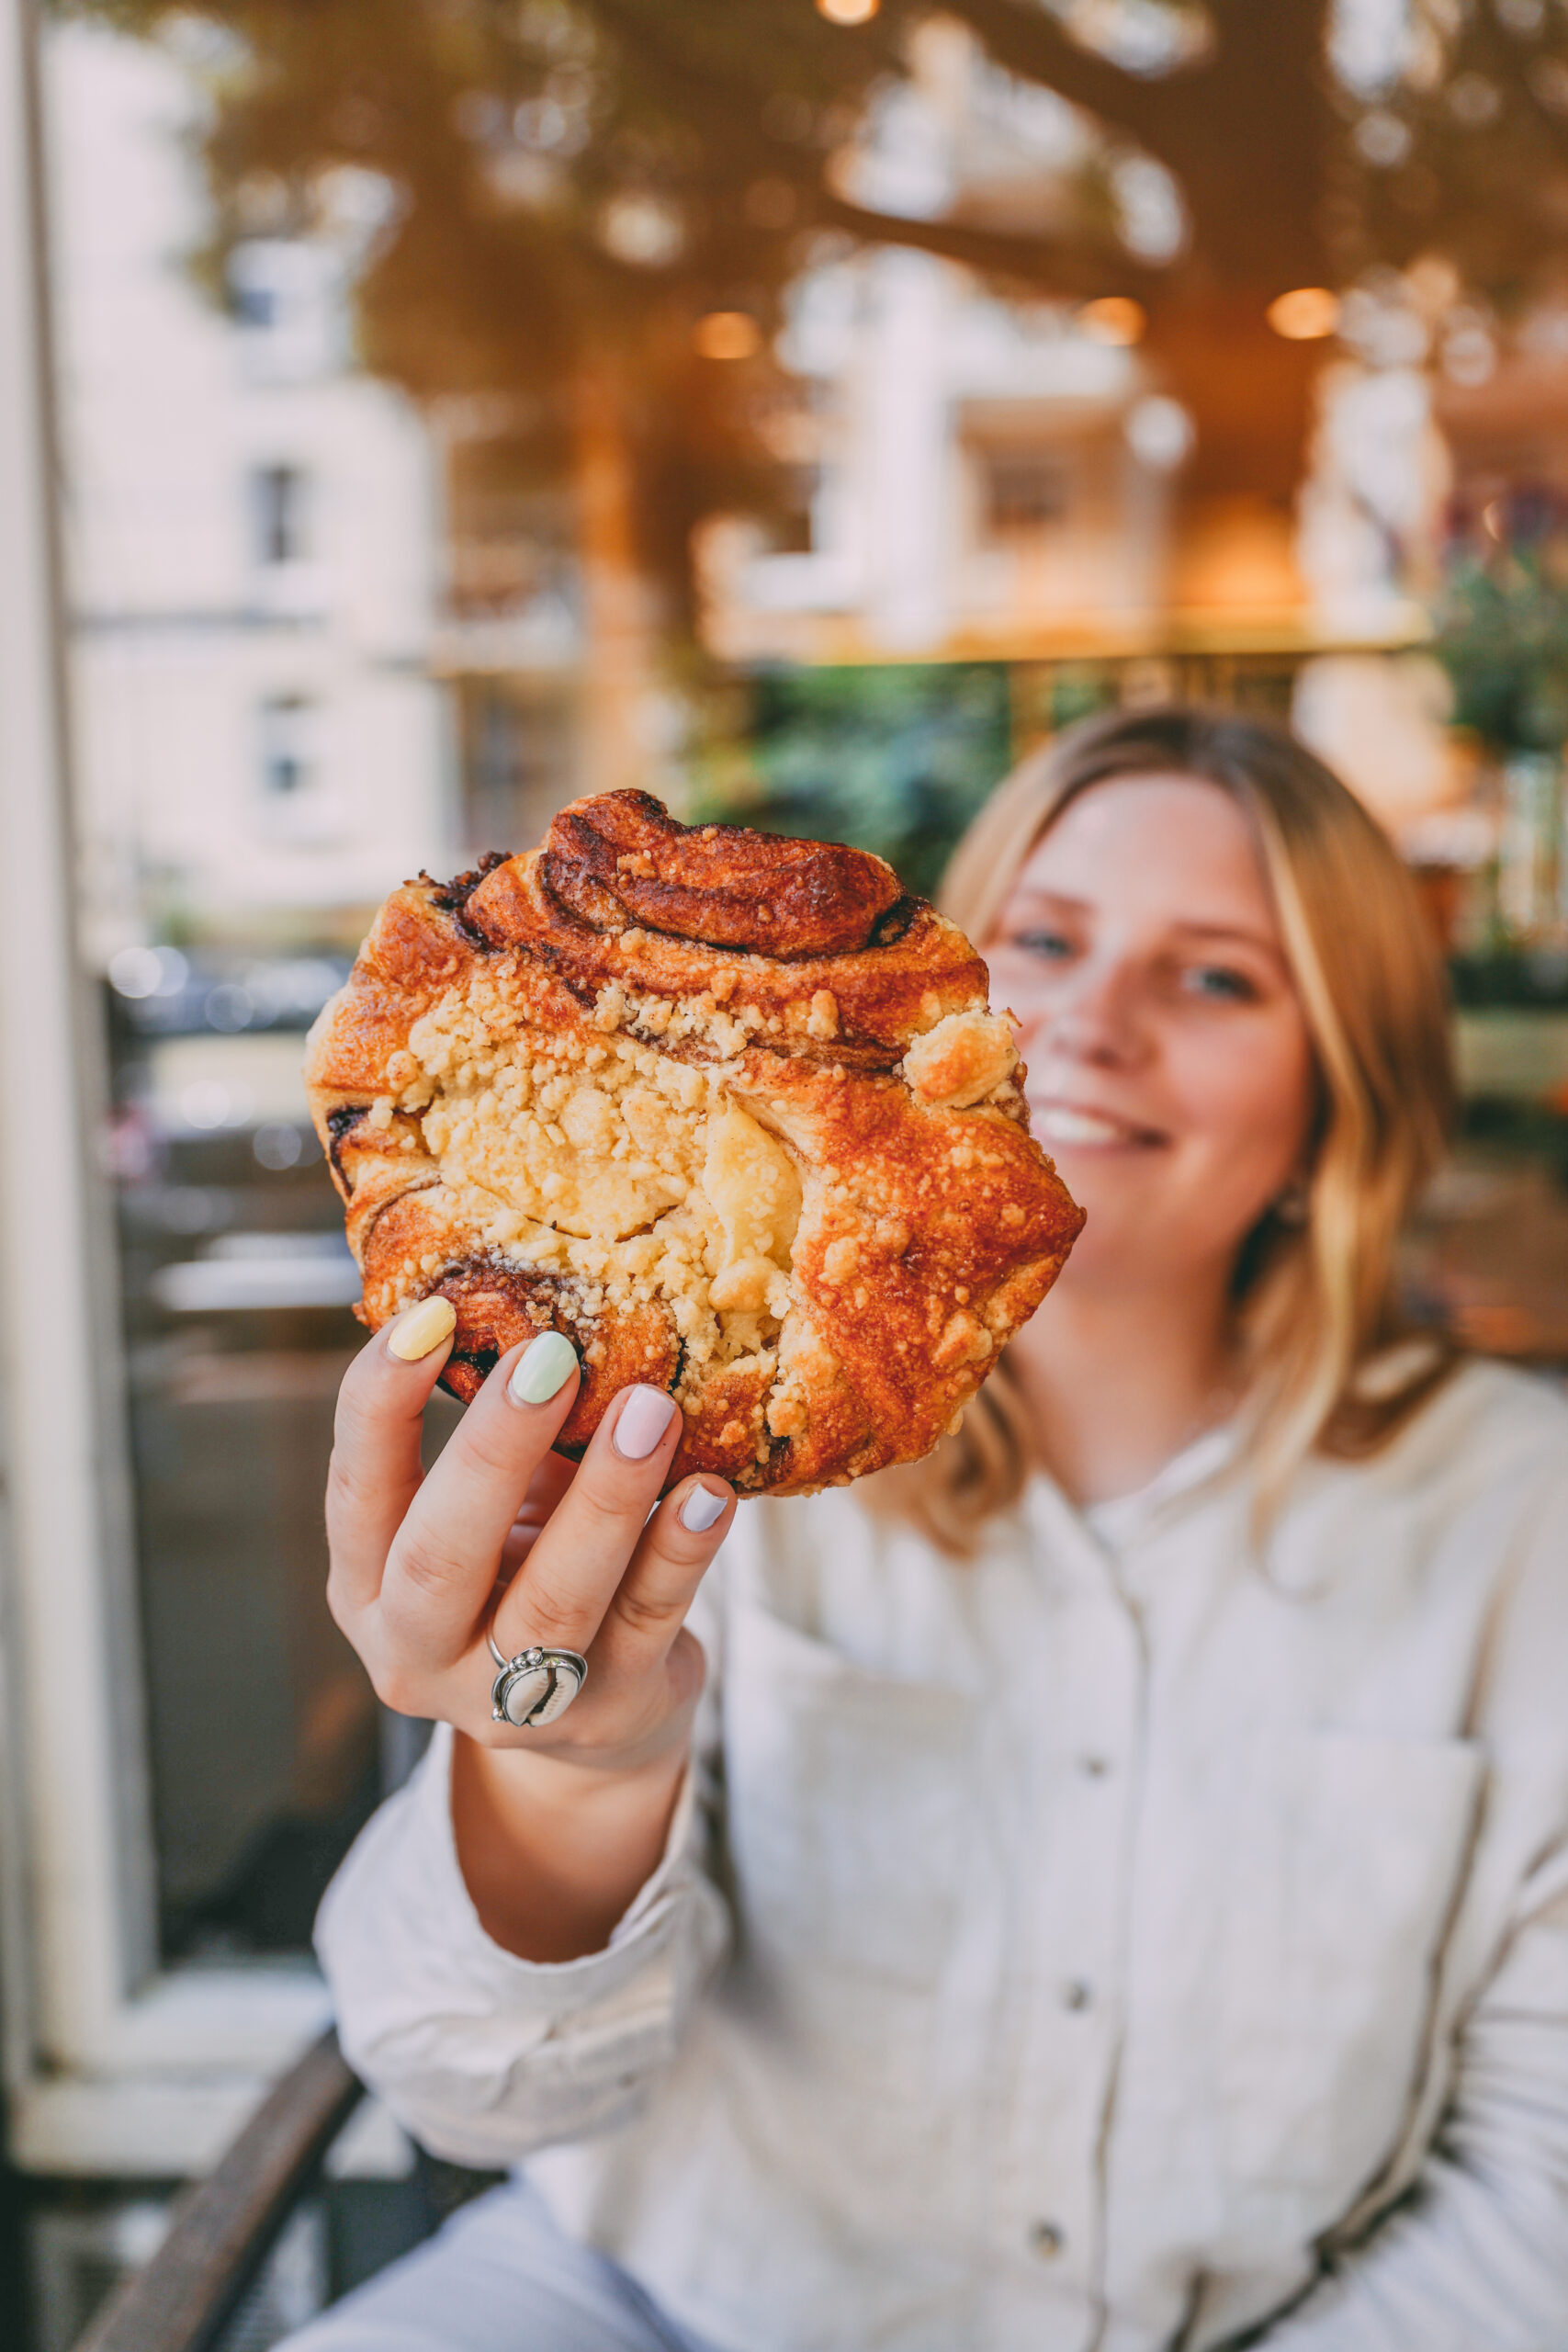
[[1032, 1102, 1165, 1148]]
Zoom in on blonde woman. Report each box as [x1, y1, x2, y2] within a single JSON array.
[[289, 708, 1568, 2352]]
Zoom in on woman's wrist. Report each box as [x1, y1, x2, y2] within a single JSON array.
[[451, 1724, 693, 1962]]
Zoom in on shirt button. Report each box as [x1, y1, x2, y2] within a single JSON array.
[[1061, 1978, 1093, 2011], [1077, 1754, 1111, 1779], [1028, 2219, 1065, 2259]]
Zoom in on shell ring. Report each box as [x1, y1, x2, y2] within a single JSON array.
[[487, 1632, 589, 1729]]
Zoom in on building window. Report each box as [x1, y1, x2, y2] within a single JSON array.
[[771, 463, 820, 555], [252, 464, 309, 567], [982, 447, 1072, 534], [231, 276, 277, 329], [258, 695, 317, 797], [229, 238, 345, 384], [460, 678, 575, 854]]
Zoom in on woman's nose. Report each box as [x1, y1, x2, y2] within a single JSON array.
[[1032, 961, 1146, 1068]]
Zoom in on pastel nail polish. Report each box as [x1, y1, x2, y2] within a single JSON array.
[[387, 1296, 457, 1362], [680, 1484, 728, 1533], [508, 1329, 580, 1407], [613, 1385, 679, 1460]]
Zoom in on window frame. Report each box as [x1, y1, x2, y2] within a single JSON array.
[[0, 0, 333, 2182]]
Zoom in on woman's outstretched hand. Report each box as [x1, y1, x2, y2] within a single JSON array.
[[325, 1307, 735, 1960]]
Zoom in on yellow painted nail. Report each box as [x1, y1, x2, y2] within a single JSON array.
[[387, 1296, 457, 1362]]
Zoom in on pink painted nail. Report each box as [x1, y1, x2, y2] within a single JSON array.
[[613, 1385, 678, 1461]]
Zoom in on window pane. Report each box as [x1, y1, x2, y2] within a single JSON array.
[[251, 466, 309, 567], [45, 18, 451, 1960]]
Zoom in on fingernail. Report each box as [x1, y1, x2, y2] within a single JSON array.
[[508, 1329, 580, 1408], [387, 1297, 456, 1362], [613, 1384, 678, 1460], [680, 1483, 728, 1533]]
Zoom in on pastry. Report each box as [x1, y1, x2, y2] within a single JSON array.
[[304, 790, 1084, 1494]]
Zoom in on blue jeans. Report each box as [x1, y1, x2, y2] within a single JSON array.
[[279, 2177, 726, 2352]]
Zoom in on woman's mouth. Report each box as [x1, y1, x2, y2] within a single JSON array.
[[1031, 1101, 1167, 1150]]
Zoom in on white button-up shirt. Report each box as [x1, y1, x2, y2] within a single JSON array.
[[317, 1361, 1568, 2351]]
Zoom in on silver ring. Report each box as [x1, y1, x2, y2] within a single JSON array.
[[487, 1631, 589, 1729]]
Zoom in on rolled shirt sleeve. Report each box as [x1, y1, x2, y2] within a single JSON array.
[[314, 1722, 730, 2169]]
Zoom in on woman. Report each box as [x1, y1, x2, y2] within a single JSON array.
[[290, 708, 1568, 2352]]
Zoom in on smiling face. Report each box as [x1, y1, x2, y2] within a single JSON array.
[[987, 773, 1317, 1295]]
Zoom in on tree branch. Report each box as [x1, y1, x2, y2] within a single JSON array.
[[919, 0, 1334, 287], [921, 0, 1213, 158], [814, 189, 1160, 300]]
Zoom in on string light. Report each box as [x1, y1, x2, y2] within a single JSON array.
[[817, 0, 880, 21], [1077, 297, 1145, 347], [694, 311, 763, 359], [1267, 287, 1340, 341]]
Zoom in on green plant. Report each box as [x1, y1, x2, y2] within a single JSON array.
[[1436, 539, 1568, 753], [688, 662, 1012, 899]]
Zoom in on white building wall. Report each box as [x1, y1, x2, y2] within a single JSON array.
[[43, 22, 452, 956], [860, 250, 954, 653]]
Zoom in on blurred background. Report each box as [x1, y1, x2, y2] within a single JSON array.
[[5, 0, 1568, 2344]]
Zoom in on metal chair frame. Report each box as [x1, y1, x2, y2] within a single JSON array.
[[71, 2031, 363, 2352]]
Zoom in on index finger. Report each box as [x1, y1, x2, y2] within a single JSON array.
[[326, 1300, 459, 1613]]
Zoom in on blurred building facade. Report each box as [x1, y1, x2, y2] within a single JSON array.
[[701, 250, 1177, 664], [46, 23, 453, 961], [700, 23, 1189, 669]]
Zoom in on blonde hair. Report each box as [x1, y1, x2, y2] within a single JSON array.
[[877, 704, 1459, 1556]]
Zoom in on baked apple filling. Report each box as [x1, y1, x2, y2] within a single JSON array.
[[381, 971, 804, 1405]]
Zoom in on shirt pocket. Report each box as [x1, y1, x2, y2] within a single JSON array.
[[722, 1597, 976, 1994], [1219, 1729, 1483, 2197]]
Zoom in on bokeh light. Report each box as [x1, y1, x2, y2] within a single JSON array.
[[694, 311, 763, 360], [1267, 287, 1341, 342], [1077, 297, 1145, 347]]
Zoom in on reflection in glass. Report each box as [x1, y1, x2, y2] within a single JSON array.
[[46, 18, 451, 1958]]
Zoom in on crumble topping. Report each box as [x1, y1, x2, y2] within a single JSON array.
[[402, 971, 804, 1412], [902, 1008, 1019, 1109]]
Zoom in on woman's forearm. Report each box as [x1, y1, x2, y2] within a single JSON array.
[[450, 1731, 691, 1962]]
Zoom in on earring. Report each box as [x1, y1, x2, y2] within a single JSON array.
[[1274, 1179, 1309, 1227]]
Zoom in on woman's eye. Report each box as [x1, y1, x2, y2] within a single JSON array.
[[1184, 964, 1257, 1002], [1010, 928, 1077, 962]]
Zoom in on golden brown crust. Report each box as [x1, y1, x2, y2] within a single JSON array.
[[460, 848, 985, 1073], [304, 792, 1084, 1496]]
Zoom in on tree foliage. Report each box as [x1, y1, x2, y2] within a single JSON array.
[[55, 0, 1568, 657], [1438, 499, 1568, 752]]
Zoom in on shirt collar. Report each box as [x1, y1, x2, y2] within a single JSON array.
[[1025, 1416, 1242, 1566]]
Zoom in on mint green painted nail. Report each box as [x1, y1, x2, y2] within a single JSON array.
[[508, 1330, 579, 1407]]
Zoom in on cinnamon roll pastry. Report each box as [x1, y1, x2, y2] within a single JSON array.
[[304, 791, 1083, 1495]]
